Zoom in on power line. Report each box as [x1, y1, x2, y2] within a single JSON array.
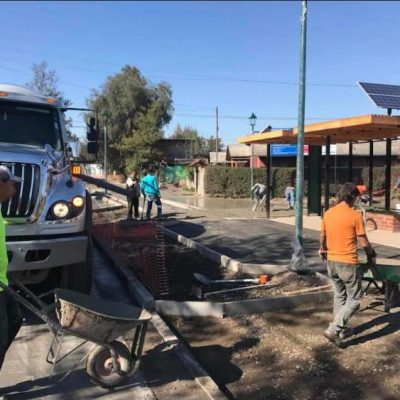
[[1, 51, 357, 88], [174, 113, 337, 121], [0, 64, 92, 91]]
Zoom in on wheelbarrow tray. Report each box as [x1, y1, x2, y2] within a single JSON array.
[[54, 289, 152, 343], [362, 258, 400, 284]]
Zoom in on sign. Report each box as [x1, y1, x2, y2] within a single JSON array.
[[271, 145, 309, 157]]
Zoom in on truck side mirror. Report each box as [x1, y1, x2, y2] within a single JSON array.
[[87, 117, 97, 141], [87, 142, 98, 155]]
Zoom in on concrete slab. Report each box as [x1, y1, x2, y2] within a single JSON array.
[[0, 324, 156, 400]]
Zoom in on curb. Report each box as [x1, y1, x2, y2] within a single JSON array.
[[162, 227, 243, 273]]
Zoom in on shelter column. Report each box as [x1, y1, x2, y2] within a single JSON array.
[[348, 142, 353, 182], [368, 140, 374, 207], [324, 136, 331, 212], [385, 138, 392, 211], [266, 144, 271, 219]]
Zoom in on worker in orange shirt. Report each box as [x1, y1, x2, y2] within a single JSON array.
[[354, 177, 369, 204], [320, 183, 376, 347]]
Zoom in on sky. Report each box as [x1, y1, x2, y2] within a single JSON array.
[[2, 1, 400, 146]]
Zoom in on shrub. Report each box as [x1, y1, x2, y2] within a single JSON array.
[[204, 165, 392, 198]]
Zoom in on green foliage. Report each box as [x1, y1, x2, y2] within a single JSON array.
[[89, 65, 173, 174], [205, 167, 298, 198], [361, 167, 385, 190], [160, 165, 188, 184], [204, 166, 390, 199], [26, 61, 73, 134], [206, 135, 224, 153]]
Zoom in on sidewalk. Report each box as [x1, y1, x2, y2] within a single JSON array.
[[159, 185, 400, 250]]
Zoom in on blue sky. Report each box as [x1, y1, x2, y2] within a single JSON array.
[[2, 1, 400, 145]]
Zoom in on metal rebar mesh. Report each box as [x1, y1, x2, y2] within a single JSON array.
[[93, 222, 170, 295]]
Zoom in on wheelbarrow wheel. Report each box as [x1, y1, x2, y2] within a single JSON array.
[[86, 340, 134, 388]]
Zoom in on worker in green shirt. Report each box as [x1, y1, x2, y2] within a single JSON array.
[[0, 166, 23, 369]]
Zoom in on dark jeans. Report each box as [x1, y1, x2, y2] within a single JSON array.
[[127, 196, 139, 219], [145, 195, 162, 219], [327, 261, 363, 333], [0, 290, 23, 369]]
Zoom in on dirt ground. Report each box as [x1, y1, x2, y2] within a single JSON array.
[[168, 296, 400, 400], [92, 193, 400, 400]]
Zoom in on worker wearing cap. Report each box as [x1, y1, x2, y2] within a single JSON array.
[[320, 182, 376, 348], [0, 166, 23, 369]]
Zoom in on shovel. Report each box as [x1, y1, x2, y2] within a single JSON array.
[[194, 273, 267, 286], [141, 196, 146, 220]]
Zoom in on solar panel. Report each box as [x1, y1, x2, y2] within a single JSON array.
[[359, 81, 400, 110]]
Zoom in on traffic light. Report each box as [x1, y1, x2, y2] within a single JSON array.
[[87, 117, 97, 141], [86, 117, 98, 154]]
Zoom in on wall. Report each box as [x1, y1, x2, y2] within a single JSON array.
[[366, 211, 400, 232]]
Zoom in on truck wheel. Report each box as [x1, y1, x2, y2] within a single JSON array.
[[60, 192, 93, 293], [86, 341, 133, 388]]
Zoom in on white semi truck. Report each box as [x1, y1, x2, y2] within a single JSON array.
[[0, 84, 97, 293]]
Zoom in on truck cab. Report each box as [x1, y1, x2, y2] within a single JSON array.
[[0, 84, 95, 292]]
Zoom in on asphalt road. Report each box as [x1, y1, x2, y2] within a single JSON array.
[[167, 218, 400, 268]]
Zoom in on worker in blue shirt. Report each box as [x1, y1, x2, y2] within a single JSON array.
[[140, 165, 162, 220]]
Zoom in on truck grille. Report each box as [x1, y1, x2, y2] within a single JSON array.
[[1, 163, 41, 218]]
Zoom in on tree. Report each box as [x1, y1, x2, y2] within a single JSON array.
[[26, 61, 75, 141], [206, 135, 224, 153], [170, 124, 207, 157], [26, 61, 72, 107], [89, 65, 174, 173]]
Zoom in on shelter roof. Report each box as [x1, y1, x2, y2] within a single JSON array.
[[238, 114, 400, 145]]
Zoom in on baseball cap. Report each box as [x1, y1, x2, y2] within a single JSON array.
[[0, 166, 22, 183]]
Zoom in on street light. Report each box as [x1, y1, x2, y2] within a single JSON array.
[[249, 113, 257, 133], [249, 113, 257, 198]]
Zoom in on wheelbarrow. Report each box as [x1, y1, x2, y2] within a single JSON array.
[[362, 257, 400, 313], [0, 278, 152, 388]]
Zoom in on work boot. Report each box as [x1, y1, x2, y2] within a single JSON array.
[[339, 326, 354, 340], [323, 327, 345, 348]]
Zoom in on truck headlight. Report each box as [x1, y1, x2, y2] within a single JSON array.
[[51, 201, 70, 219], [72, 196, 84, 208], [46, 196, 86, 221]]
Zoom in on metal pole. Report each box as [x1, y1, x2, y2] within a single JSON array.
[[385, 138, 392, 211], [215, 107, 219, 165], [348, 142, 353, 182], [103, 123, 108, 195], [294, 0, 308, 246], [324, 136, 331, 212], [250, 143, 254, 198], [266, 144, 271, 219], [369, 140, 374, 207]]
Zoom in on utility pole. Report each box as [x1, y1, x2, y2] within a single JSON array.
[[293, 0, 308, 263], [215, 107, 219, 165], [101, 112, 108, 195]]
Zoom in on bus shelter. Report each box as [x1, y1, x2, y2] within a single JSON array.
[[238, 114, 400, 218]]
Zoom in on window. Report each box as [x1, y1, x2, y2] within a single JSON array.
[[0, 101, 63, 150]]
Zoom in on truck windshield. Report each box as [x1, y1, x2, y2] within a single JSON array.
[[0, 101, 63, 150]]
